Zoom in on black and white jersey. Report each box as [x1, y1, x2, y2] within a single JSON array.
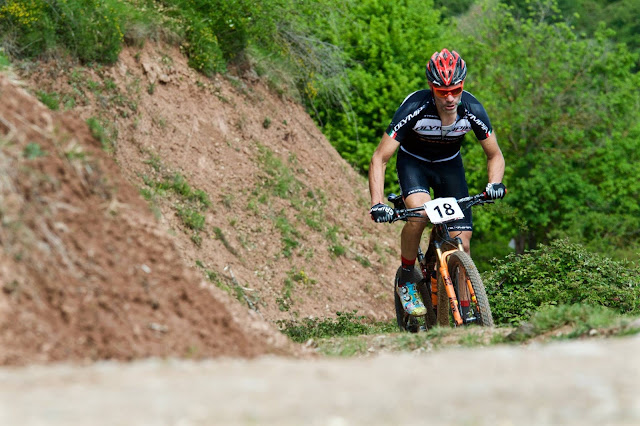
[[385, 90, 492, 162]]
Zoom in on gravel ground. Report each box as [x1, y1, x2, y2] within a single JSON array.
[[1, 335, 639, 426]]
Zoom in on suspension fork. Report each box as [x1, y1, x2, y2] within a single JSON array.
[[434, 241, 464, 326]]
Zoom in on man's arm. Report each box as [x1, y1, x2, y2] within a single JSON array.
[[479, 133, 505, 183], [369, 133, 400, 205]]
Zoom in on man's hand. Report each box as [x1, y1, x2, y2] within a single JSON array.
[[485, 182, 506, 199], [369, 203, 394, 223]]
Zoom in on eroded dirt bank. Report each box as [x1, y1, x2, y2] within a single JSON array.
[[1, 336, 639, 425]]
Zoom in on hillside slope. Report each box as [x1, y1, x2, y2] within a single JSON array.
[[0, 70, 304, 365], [1, 42, 399, 364]]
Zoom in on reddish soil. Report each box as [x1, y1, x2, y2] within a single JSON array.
[[0, 42, 398, 365]]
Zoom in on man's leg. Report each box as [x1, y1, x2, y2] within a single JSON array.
[[395, 192, 431, 316], [458, 230, 472, 255]]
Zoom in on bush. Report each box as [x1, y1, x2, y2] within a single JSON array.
[[483, 239, 640, 325], [0, 0, 171, 63], [277, 311, 371, 343]]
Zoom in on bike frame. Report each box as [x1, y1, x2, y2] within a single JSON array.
[[390, 193, 491, 326]]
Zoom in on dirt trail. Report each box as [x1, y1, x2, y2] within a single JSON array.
[[1, 336, 639, 426]]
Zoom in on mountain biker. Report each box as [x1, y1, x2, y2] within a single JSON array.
[[368, 49, 506, 316]]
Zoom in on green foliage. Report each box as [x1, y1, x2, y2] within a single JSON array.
[[527, 303, 621, 338], [274, 212, 300, 258], [484, 239, 640, 325], [156, 173, 211, 207], [86, 117, 114, 152], [255, 144, 301, 198], [435, 0, 476, 16], [0, 49, 9, 69], [23, 142, 47, 159], [213, 226, 237, 255], [277, 311, 391, 343], [495, 303, 640, 343], [504, 0, 640, 58], [451, 0, 640, 256], [141, 166, 211, 243], [311, 0, 447, 187], [176, 206, 205, 231], [35, 90, 59, 110], [0, 0, 134, 63]]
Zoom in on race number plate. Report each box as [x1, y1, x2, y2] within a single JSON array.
[[423, 197, 465, 224]]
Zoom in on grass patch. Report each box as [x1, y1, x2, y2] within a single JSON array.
[[23, 143, 47, 159], [277, 311, 394, 343], [36, 90, 59, 110], [86, 116, 118, 153], [255, 143, 302, 199], [196, 260, 261, 309], [213, 226, 237, 255], [274, 212, 301, 258], [0, 50, 10, 69], [140, 158, 211, 244], [497, 303, 640, 343]]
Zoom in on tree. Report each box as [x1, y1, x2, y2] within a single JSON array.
[[450, 0, 640, 258]]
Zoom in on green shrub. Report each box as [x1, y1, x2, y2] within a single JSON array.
[[182, 18, 226, 76], [277, 311, 371, 343], [528, 304, 621, 338], [23, 142, 47, 159], [36, 90, 59, 110], [0, 49, 11, 69], [484, 239, 640, 325], [0, 0, 128, 63]]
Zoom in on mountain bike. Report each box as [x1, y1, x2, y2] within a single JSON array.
[[389, 192, 496, 332]]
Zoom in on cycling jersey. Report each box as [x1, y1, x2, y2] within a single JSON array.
[[386, 90, 492, 162]]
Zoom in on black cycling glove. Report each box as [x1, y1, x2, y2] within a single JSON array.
[[369, 203, 394, 223], [485, 182, 506, 200]]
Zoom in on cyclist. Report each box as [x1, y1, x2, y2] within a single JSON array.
[[368, 49, 506, 316]]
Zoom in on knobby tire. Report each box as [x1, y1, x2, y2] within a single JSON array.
[[437, 251, 494, 327]]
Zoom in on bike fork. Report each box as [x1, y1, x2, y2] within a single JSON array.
[[434, 242, 464, 326]]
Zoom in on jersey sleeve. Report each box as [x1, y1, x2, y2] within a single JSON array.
[[462, 92, 493, 140], [385, 91, 428, 142]]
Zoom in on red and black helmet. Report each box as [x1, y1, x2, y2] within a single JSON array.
[[425, 49, 467, 87]]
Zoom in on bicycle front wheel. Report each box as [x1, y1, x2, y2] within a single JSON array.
[[447, 251, 494, 327]]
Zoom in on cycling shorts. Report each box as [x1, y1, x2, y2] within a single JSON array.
[[396, 149, 472, 232]]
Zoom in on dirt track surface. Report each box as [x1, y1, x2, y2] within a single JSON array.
[[2, 336, 639, 426]]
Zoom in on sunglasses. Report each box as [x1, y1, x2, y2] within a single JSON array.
[[432, 84, 463, 98]]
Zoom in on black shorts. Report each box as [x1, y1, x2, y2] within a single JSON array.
[[396, 149, 472, 231]]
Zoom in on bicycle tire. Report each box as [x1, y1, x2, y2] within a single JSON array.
[[447, 251, 494, 327], [393, 267, 435, 332], [417, 279, 437, 328]]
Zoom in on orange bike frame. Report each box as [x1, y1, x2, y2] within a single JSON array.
[[435, 247, 464, 326], [435, 246, 482, 326]]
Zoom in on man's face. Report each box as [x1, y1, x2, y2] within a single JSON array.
[[431, 83, 463, 113]]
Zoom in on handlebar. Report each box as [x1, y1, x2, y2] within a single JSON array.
[[389, 192, 494, 223]]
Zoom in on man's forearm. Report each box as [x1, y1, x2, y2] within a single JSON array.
[[368, 161, 386, 205], [487, 155, 505, 183]]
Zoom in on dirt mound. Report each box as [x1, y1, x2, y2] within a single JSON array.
[[0, 73, 297, 365], [0, 41, 399, 365]]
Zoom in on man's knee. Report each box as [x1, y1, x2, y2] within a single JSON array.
[[459, 232, 472, 254], [403, 219, 427, 235]]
